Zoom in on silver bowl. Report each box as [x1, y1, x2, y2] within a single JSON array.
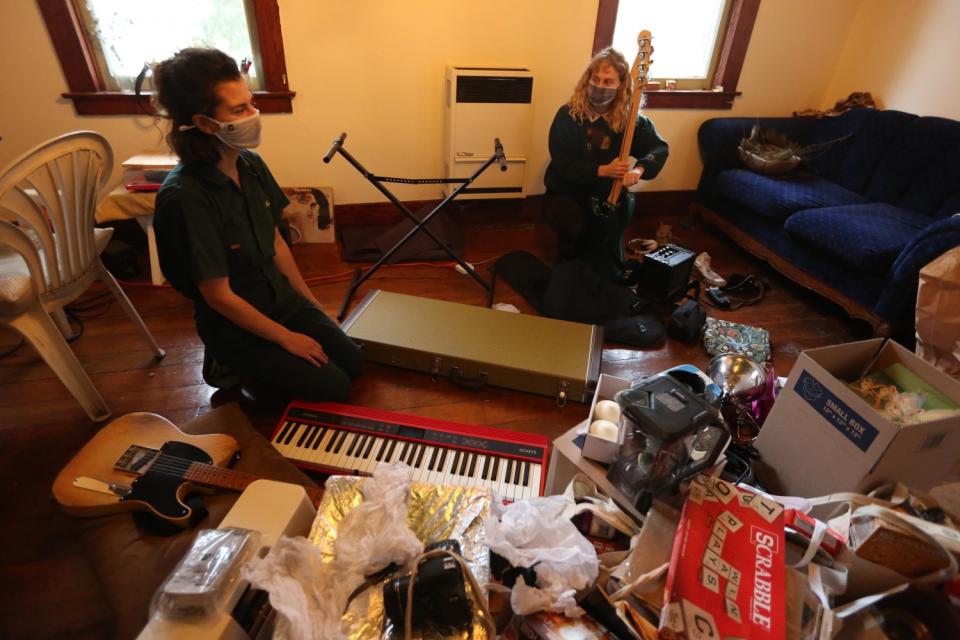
[[707, 353, 767, 400]]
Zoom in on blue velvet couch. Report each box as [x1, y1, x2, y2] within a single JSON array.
[[693, 108, 960, 337]]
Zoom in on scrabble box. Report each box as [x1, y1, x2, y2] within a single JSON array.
[[660, 476, 785, 639]]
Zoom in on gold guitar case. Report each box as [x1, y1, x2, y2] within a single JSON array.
[[341, 290, 603, 405]]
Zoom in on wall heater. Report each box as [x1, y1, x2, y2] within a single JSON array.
[[443, 66, 534, 199]]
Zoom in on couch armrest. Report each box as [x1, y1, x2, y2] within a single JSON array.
[[875, 214, 960, 334]]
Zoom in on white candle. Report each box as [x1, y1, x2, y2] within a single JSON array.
[[590, 419, 620, 442], [593, 400, 621, 423]]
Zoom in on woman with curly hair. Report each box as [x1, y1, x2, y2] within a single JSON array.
[[544, 47, 669, 280]]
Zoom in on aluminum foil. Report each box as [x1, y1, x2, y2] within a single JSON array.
[[309, 476, 492, 639]]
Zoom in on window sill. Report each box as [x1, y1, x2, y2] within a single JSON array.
[[62, 90, 296, 116], [644, 89, 741, 109]]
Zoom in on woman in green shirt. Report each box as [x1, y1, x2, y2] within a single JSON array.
[[544, 47, 669, 281], [153, 48, 362, 402]]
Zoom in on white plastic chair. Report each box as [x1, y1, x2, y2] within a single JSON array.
[[0, 131, 165, 422]]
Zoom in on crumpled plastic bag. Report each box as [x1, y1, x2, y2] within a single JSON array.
[[483, 495, 598, 617], [242, 464, 423, 640]]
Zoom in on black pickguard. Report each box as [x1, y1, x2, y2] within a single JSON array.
[[123, 441, 213, 521]]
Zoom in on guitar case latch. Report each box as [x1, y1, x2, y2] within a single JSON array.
[[557, 380, 569, 408]]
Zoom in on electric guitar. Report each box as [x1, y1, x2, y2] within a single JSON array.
[[591, 30, 654, 218], [52, 412, 324, 527]]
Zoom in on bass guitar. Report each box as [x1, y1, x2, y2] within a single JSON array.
[[592, 30, 654, 218], [52, 412, 324, 527]]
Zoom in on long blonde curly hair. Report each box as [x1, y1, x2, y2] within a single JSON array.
[[567, 48, 633, 133]]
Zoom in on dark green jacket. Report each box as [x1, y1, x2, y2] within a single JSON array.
[[544, 106, 669, 204], [154, 150, 304, 346]]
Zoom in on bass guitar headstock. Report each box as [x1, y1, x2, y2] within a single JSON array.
[[635, 30, 654, 89]]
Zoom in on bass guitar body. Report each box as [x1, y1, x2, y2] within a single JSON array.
[[52, 413, 240, 526]]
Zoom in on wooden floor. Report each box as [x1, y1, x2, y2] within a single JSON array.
[[0, 203, 869, 638]]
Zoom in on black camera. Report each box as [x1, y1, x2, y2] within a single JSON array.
[[382, 539, 473, 633]]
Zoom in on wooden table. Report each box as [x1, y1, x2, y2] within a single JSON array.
[[96, 187, 163, 285]]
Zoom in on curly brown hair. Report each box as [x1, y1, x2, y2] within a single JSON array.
[[567, 48, 633, 133], [152, 48, 241, 165]]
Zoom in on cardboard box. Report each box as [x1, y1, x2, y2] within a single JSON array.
[[582, 374, 630, 463], [755, 339, 960, 497]]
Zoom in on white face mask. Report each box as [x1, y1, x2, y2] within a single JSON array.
[[212, 110, 262, 149], [180, 109, 262, 149]]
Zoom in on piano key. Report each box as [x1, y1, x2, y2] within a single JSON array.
[[429, 448, 448, 484], [358, 437, 382, 474], [409, 446, 428, 482], [438, 448, 457, 485], [304, 426, 321, 450], [406, 443, 419, 466], [527, 463, 542, 499], [312, 429, 339, 468], [417, 446, 435, 480], [495, 457, 512, 499], [375, 438, 390, 462], [428, 447, 439, 472], [283, 422, 302, 446], [273, 421, 292, 444], [449, 450, 462, 477], [385, 439, 398, 463], [468, 453, 478, 479], [387, 440, 405, 464], [311, 427, 328, 450], [414, 444, 426, 468], [514, 460, 524, 486], [346, 433, 362, 457], [472, 454, 487, 489], [329, 432, 356, 470], [324, 430, 339, 452], [296, 425, 311, 448]]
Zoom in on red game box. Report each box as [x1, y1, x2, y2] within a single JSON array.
[[660, 475, 785, 639]]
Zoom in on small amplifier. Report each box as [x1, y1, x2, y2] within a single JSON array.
[[635, 243, 696, 301]]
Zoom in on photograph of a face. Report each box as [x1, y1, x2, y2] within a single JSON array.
[[282, 187, 334, 243]]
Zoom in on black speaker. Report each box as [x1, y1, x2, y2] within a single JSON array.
[[635, 244, 696, 301]]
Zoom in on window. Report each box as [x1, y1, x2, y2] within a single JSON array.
[[593, 0, 760, 109], [37, 0, 294, 115]]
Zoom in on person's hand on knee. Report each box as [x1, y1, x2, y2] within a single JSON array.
[[280, 331, 329, 366]]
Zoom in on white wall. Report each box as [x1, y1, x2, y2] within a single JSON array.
[[824, 0, 960, 120], [4, 0, 948, 204]]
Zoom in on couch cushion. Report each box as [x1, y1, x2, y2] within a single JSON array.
[[809, 109, 917, 194], [77, 403, 317, 639], [865, 116, 960, 213], [784, 203, 931, 273], [714, 169, 865, 220]]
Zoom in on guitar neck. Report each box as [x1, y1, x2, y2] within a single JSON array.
[[606, 29, 652, 208], [605, 97, 642, 207], [183, 461, 324, 506]]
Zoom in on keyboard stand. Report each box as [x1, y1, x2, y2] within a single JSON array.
[[322, 133, 507, 321]]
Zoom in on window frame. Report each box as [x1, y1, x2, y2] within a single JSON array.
[[37, 0, 295, 115], [592, 0, 760, 109]]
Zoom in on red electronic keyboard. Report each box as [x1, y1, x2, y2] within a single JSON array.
[[270, 402, 549, 500]]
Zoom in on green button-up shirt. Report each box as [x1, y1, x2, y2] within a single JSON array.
[[155, 150, 306, 346]]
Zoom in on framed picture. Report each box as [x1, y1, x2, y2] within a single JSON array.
[[281, 186, 334, 243]]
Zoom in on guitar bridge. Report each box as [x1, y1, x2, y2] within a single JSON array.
[[115, 445, 159, 474]]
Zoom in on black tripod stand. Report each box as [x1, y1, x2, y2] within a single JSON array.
[[323, 133, 507, 321]]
